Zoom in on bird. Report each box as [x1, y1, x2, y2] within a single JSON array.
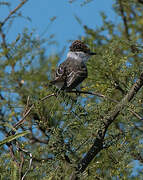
[[50, 40, 96, 91]]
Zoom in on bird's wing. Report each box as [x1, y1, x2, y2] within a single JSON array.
[[66, 60, 87, 90], [51, 58, 87, 90], [50, 61, 67, 85], [55, 62, 66, 82]]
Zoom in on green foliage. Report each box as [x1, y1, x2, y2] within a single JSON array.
[[0, 131, 29, 146], [0, 0, 143, 179]]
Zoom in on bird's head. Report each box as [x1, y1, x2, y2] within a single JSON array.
[[68, 40, 96, 62]]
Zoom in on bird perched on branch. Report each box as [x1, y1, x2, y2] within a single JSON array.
[[50, 40, 96, 91]]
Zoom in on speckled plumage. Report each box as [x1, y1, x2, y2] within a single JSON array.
[[69, 40, 91, 54], [52, 57, 87, 90], [50, 40, 96, 91]]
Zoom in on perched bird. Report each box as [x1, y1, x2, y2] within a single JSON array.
[[50, 40, 96, 91]]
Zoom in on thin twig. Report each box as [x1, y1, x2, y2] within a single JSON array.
[[21, 152, 32, 180], [40, 93, 56, 101], [129, 109, 143, 121], [16, 143, 33, 180], [118, 0, 130, 41], [19, 151, 24, 179], [67, 90, 118, 103], [14, 104, 34, 129], [13, 93, 56, 129], [8, 144, 20, 167], [118, 0, 139, 53], [2, 0, 28, 26], [23, 96, 30, 116], [0, 0, 29, 61], [0, 27, 10, 59]]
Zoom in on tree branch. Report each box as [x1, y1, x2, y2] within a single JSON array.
[[138, 0, 143, 4], [67, 90, 118, 103], [0, 26, 10, 59], [118, 0, 139, 53], [13, 93, 56, 130], [0, 0, 29, 61], [72, 72, 143, 178], [1, 0, 28, 26], [118, 0, 130, 41]]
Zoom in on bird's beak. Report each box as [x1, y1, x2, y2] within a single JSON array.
[[89, 52, 96, 55]]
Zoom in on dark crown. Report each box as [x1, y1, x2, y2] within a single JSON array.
[[69, 40, 91, 53]]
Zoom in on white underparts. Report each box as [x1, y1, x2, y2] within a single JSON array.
[[67, 51, 90, 63]]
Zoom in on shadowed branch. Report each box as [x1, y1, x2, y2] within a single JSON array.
[[71, 72, 143, 179], [67, 90, 118, 103]]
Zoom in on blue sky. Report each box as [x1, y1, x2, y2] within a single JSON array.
[[0, 0, 115, 54]]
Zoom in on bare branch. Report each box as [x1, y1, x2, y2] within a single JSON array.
[[1, 0, 28, 26], [0, 27, 10, 59], [129, 109, 143, 121], [118, 0, 139, 53], [16, 144, 33, 180], [118, 0, 130, 41], [0, 0, 28, 62], [8, 144, 20, 168], [13, 104, 34, 129], [19, 151, 24, 179], [67, 90, 118, 103]]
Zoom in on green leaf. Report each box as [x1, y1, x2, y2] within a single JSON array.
[[0, 131, 30, 146]]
